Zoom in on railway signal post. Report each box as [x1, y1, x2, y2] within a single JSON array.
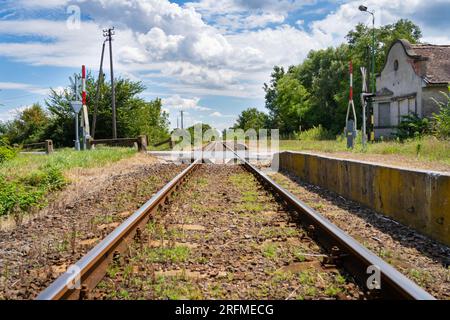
[[80, 65, 91, 150], [69, 73, 82, 151], [345, 61, 357, 149]]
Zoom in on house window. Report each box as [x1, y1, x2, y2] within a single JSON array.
[[408, 98, 416, 114], [378, 102, 391, 127], [399, 99, 409, 122]]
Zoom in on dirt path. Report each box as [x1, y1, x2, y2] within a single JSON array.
[[92, 165, 363, 300], [299, 151, 450, 174], [269, 171, 450, 299], [0, 160, 187, 300]]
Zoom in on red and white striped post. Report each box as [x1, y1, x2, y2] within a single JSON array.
[[349, 61, 353, 102], [345, 61, 357, 148], [80, 65, 91, 149], [82, 65, 86, 106]]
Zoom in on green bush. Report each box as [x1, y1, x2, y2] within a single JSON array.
[[0, 147, 16, 163], [0, 147, 133, 217], [395, 113, 430, 141], [0, 165, 66, 216], [19, 165, 67, 191], [433, 87, 450, 138], [295, 125, 335, 141], [0, 176, 44, 216], [0, 137, 18, 163]]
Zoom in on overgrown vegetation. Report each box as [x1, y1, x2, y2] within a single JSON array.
[[395, 114, 430, 141], [0, 165, 66, 216], [0, 137, 18, 164], [0, 147, 136, 217], [294, 125, 334, 141], [433, 87, 450, 138], [277, 135, 450, 166]]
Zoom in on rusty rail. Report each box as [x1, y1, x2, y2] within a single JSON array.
[[36, 143, 218, 300], [37, 160, 201, 300], [37, 142, 435, 300], [222, 142, 435, 300]]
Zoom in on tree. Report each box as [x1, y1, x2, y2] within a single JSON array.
[[264, 46, 351, 135], [0, 122, 7, 135], [5, 104, 49, 144], [126, 98, 170, 143], [186, 123, 213, 145], [263, 19, 423, 137], [346, 19, 422, 76], [44, 72, 170, 146], [274, 74, 310, 135], [233, 108, 269, 133], [43, 87, 78, 147], [263, 66, 286, 128], [296, 45, 351, 133]]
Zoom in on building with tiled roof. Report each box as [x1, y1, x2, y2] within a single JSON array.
[[373, 39, 450, 139]]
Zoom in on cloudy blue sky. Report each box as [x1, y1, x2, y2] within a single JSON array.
[[0, 0, 449, 130]]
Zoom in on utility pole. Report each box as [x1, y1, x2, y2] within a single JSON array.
[[92, 39, 107, 139], [180, 110, 184, 130], [104, 27, 117, 139]]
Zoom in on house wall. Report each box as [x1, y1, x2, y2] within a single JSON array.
[[373, 42, 424, 139], [422, 86, 447, 117]]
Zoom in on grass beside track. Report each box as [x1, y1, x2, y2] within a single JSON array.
[[278, 136, 450, 167], [0, 147, 137, 217]]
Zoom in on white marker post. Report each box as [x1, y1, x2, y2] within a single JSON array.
[[69, 73, 83, 151], [80, 65, 91, 150], [345, 61, 357, 148], [71, 101, 82, 151]]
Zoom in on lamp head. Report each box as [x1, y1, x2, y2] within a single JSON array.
[[359, 5, 368, 12]]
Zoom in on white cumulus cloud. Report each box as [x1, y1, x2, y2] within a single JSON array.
[[162, 95, 211, 111]]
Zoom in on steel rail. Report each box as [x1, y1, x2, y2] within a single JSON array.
[[36, 143, 218, 300], [222, 142, 435, 300], [37, 142, 435, 300]]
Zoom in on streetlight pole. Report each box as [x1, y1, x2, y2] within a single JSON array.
[[359, 5, 376, 142], [370, 13, 375, 93], [358, 5, 375, 93]]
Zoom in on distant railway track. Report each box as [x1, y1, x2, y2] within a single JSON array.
[[37, 142, 435, 300]]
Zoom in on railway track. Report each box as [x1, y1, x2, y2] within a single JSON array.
[[36, 142, 435, 300]]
